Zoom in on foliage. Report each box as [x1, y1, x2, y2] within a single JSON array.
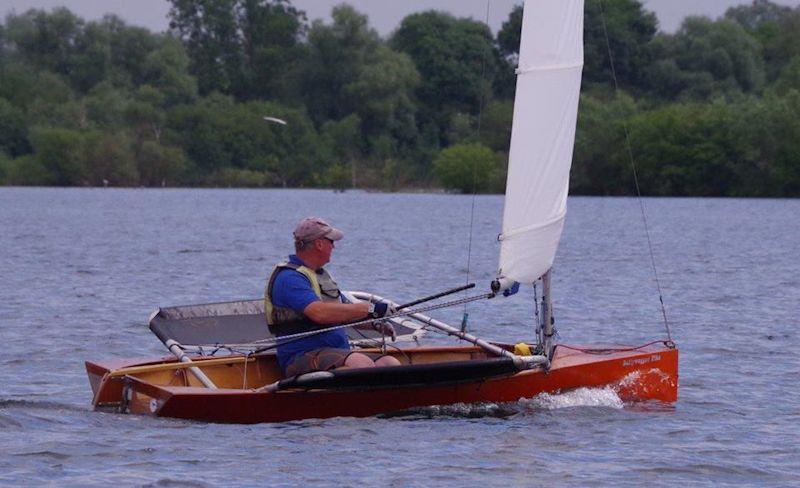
[[136, 141, 189, 186], [167, 0, 306, 99], [572, 93, 636, 195], [725, 0, 799, 82], [643, 17, 765, 101], [584, 0, 658, 90], [0, 98, 30, 157], [323, 163, 350, 191], [390, 11, 504, 145], [434, 143, 500, 193], [165, 94, 320, 186], [497, 5, 522, 59], [0, 2, 799, 197]]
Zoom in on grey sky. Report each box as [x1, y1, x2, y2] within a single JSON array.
[[2, 0, 800, 35]]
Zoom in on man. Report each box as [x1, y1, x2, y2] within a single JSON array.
[[265, 217, 402, 377]]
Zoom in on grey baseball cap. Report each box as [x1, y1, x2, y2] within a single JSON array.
[[293, 217, 344, 243]]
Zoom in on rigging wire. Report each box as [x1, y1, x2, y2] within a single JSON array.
[[462, 0, 493, 328], [558, 340, 672, 355], [598, 0, 673, 345]]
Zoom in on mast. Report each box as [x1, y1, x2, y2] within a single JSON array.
[[541, 270, 555, 358]]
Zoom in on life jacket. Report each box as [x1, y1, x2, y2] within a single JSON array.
[[264, 261, 342, 336]]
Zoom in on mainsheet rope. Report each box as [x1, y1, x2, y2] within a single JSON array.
[[598, 0, 673, 345]]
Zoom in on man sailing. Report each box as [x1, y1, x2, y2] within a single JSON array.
[[265, 217, 401, 377]]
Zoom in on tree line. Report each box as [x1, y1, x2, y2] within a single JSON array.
[[1, 0, 798, 196]]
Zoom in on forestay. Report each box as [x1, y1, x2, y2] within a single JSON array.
[[497, 0, 584, 284]]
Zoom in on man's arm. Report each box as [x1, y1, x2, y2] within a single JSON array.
[[303, 301, 370, 325]]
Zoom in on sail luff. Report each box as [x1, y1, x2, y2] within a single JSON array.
[[497, 0, 584, 284]]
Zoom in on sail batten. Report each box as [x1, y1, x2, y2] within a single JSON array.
[[498, 0, 584, 283]]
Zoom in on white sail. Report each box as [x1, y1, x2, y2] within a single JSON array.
[[497, 0, 584, 284]]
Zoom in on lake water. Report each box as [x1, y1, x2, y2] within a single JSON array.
[[1, 187, 798, 486]]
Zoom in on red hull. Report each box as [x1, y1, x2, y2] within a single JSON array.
[[86, 343, 678, 423]]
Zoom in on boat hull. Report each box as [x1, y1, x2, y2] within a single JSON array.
[[86, 343, 678, 423]]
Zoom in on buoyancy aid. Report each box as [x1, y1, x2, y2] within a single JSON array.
[[264, 261, 342, 336]]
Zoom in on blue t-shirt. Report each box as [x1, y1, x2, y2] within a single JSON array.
[[271, 255, 350, 372]]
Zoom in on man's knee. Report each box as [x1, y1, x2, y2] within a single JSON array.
[[344, 352, 375, 369], [375, 356, 401, 367]]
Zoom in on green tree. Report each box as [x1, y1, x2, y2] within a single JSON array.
[[644, 17, 765, 101], [136, 141, 188, 186], [83, 83, 130, 129], [729, 92, 800, 196], [82, 131, 139, 185], [626, 101, 747, 196], [761, 8, 800, 83], [68, 20, 112, 93], [3, 8, 84, 78], [390, 11, 503, 144], [0, 99, 30, 157], [168, 0, 243, 95], [446, 100, 513, 152], [302, 5, 381, 125], [724, 1, 797, 82], [168, 0, 306, 99], [323, 162, 349, 191], [1, 154, 54, 185], [773, 55, 800, 95], [301, 6, 421, 176], [104, 17, 160, 86], [165, 95, 320, 186], [239, 0, 308, 101], [0, 62, 71, 112], [725, 0, 791, 31], [434, 142, 497, 193], [140, 36, 198, 106], [497, 5, 522, 59], [342, 45, 420, 159], [125, 86, 167, 146], [584, 0, 658, 90], [319, 114, 361, 187], [572, 93, 635, 195], [28, 127, 87, 185]]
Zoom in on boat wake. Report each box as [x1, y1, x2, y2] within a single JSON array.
[[386, 402, 520, 420], [522, 387, 624, 410], [385, 387, 625, 420], [0, 398, 86, 412]]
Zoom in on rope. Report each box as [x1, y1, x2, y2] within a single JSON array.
[[461, 0, 494, 326], [598, 0, 673, 344]]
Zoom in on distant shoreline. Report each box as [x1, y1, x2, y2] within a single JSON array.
[[3, 185, 799, 199]]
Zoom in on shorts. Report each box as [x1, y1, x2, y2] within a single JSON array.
[[284, 348, 388, 377]]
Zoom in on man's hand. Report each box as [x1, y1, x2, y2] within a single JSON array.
[[368, 301, 396, 319], [372, 321, 397, 342]]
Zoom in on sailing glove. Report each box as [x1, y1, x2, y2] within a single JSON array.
[[503, 282, 521, 297], [368, 302, 395, 318]]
